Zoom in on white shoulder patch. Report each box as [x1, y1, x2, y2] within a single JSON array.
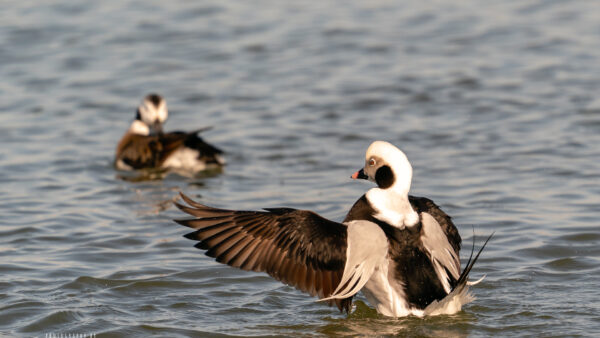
[[319, 220, 388, 301], [129, 120, 150, 135], [420, 212, 460, 293], [115, 159, 133, 171]]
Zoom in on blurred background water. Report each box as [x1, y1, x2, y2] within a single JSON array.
[[1, 0, 599, 336]]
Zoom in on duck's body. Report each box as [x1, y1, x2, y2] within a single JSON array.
[[115, 129, 224, 172], [341, 194, 463, 316], [115, 94, 224, 173], [174, 141, 490, 317]]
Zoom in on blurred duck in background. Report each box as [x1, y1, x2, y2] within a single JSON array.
[[115, 93, 225, 176]]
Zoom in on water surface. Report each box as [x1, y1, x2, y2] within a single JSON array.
[[1, 0, 599, 336]]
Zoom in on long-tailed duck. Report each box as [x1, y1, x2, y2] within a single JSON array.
[[115, 94, 224, 173], [174, 141, 491, 317]]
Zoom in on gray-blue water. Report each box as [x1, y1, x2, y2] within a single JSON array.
[[1, 0, 599, 336]]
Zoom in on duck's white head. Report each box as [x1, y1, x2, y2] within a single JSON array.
[[352, 141, 418, 227], [130, 93, 168, 135], [351, 141, 413, 195]]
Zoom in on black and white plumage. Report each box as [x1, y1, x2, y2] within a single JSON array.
[[115, 94, 225, 173], [174, 141, 491, 317]]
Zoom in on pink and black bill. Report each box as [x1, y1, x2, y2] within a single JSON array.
[[351, 168, 368, 180]]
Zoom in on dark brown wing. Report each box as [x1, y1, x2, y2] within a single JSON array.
[[408, 195, 461, 254], [158, 131, 224, 166], [173, 193, 353, 312], [155, 132, 187, 165], [115, 133, 163, 169]]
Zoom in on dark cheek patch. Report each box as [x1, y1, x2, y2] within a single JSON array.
[[375, 165, 395, 189]]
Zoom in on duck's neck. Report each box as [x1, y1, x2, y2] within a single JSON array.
[[366, 187, 419, 228]]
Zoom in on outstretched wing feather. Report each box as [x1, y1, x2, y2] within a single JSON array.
[[174, 193, 352, 312]]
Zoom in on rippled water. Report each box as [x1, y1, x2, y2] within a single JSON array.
[[1, 0, 600, 336]]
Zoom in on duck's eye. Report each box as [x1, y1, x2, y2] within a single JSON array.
[[369, 158, 376, 166]]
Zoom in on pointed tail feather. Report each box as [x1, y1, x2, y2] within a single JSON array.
[[424, 232, 493, 316], [188, 126, 213, 134], [456, 231, 494, 287]]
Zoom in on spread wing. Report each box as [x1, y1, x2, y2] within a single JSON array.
[[420, 212, 461, 293], [409, 196, 462, 293], [409, 196, 461, 254], [173, 193, 353, 312]]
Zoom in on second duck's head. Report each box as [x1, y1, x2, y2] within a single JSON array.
[[133, 93, 168, 135]]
